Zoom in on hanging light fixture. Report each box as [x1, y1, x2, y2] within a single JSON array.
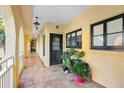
[[33, 17, 40, 30], [32, 35, 35, 39], [56, 25, 59, 30]]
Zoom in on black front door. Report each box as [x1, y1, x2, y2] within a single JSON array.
[[50, 33, 63, 65]]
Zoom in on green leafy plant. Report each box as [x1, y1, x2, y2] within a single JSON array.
[[61, 48, 77, 69], [61, 48, 86, 71], [73, 61, 89, 79], [0, 20, 4, 33], [61, 48, 90, 80], [61, 50, 71, 72], [0, 20, 5, 46], [73, 50, 85, 60]]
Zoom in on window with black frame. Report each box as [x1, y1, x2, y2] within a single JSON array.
[[106, 18, 123, 47], [92, 24, 104, 48], [76, 30, 82, 48], [66, 34, 71, 47], [91, 13, 124, 50], [66, 28, 82, 48], [70, 32, 76, 47]]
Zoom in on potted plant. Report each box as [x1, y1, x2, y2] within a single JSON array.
[[61, 48, 90, 80], [61, 48, 77, 73], [61, 51, 71, 73], [73, 61, 89, 85], [62, 65, 69, 74]]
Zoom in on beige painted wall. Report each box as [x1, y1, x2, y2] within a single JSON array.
[[37, 5, 124, 87], [24, 35, 31, 57], [63, 5, 124, 88], [0, 5, 29, 87], [37, 23, 65, 67], [37, 26, 49, 67], [11, 6, 25, 87]]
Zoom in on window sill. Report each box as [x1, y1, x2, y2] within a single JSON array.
[[90, 48, 124, 52]]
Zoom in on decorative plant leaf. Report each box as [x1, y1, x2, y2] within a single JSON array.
[[73, 61, 89, 78], [61, 48, 90, 78], [0, 20, 5, 46]]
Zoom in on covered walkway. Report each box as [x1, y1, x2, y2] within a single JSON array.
[[19, 53, 104, 88]]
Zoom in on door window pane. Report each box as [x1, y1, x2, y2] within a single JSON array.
[[93, 36, 104, 46], [107, 18, 123, 33], [93, 24, 104, 36], [107, 33, 122, 46], [52, 37, 60, 50]]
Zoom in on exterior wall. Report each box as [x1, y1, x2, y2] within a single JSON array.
[[35, 5, 124, 88], [37, 26, 49, 67], [0, 47, 4, 59], [19, 26, 24, 74], [63, 5, 124, 87], [0, 6, 17, 87], [24, 35, 31, 57], [0, 5, 27, 87], [37, 23, 65, 67], [11, 6, 25, 87]]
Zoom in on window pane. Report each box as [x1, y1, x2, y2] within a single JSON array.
[[93, 24, 103, 36], [67, 40, 70, 47], [107, 18, 123, 33], [93, 36, 104, 46], [70, 33, 76, 47], [52, 37, 60, 50], [77, 31, 82, 36], [67, 34, 70, 47], [76, 31, 82, 48], [107, 33, 122, 46], [67, 34, 70, 39]]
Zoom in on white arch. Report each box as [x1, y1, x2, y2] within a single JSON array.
[[19, 26, 24, 54], [0, 5, 16, 88], [0, 6, 16, 59], [19, 26, 24, 74]]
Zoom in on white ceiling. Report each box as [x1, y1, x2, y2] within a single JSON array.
[[33, 5, 90, 36]]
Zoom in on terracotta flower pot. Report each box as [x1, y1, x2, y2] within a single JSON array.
[[75, 75, 85, 85]]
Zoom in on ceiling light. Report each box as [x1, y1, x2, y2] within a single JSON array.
[[33, 17, 40, 30]]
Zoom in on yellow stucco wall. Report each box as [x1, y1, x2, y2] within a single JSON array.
[[63, 5, 124, 87], [0, 5, 25, 87], [37, 5, 124, 88], [6, 5, 27, 87], [37, 23, 65, 67], [0, 5, 17, 88], [37, 26, 49, 67], [2, 5, 124, 88], [24, 35, 31, 57]]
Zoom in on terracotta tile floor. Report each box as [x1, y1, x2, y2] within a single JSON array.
[[19, 53, 104, 88]]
